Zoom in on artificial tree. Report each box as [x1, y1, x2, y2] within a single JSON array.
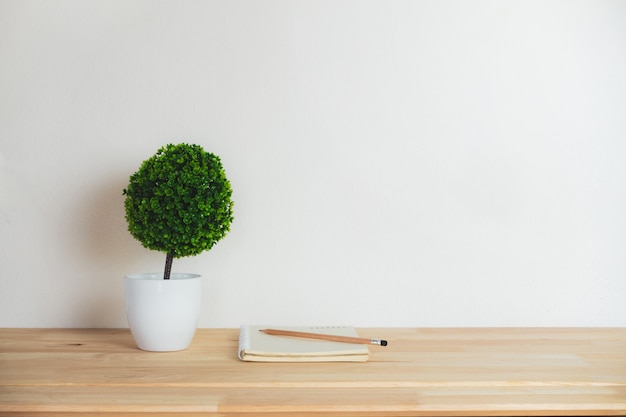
[[123, 143, 234, 280]]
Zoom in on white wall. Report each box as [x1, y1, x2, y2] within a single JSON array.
[[1, 0, 625, 328]]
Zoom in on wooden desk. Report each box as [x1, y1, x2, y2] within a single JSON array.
[[1, 328, 625, 416]]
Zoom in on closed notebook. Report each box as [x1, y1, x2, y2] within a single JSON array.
[[238, 324, 369, 362]]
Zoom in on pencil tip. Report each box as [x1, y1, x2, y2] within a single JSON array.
[[381, 340, 388, 346]]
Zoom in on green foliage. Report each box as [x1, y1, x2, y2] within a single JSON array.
[[123, 143, 234, 259]]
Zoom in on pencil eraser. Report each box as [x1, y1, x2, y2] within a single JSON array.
[[381, 340, 388, 346]]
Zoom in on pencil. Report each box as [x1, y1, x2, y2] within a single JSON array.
[[260, 328, 388, 346]]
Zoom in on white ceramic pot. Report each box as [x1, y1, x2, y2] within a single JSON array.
[[125, 273, 202, 352]]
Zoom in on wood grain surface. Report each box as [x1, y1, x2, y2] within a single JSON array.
[[1, 328, 625, 416]]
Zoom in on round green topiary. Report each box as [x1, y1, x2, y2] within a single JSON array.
[[123, 143, 234, 279]]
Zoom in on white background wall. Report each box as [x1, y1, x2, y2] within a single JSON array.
[[1, 0, 625, 328]]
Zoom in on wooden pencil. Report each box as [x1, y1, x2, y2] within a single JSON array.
[[260, 328, 388, 346]]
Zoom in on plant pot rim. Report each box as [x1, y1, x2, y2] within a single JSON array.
[[125, 273, 201, 281]]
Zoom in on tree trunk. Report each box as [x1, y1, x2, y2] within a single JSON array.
[[164, 253, 174, 280]]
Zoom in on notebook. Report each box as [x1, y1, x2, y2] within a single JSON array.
[[238, 324, 369, 362]]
